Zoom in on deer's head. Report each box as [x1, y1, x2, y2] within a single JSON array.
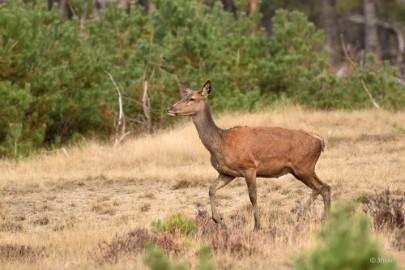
[[166, 80, 211, 116]]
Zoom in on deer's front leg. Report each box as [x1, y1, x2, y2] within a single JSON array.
[[209, 174, 235, 224]]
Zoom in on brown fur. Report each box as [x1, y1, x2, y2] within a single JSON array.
[[167, 81, 331, 230], [220, 127, 324, 178]]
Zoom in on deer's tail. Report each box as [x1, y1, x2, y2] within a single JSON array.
[[309, 132, 325, 152]]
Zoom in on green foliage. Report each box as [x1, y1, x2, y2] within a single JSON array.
[[295, 203, 398, 270], [143, 244, 215, 270], [298, 54, 405, 110], [0, 82, 36, 157], [195, 246, 215, 270], [151, 213, 197, 236], [260, 0, 322, 24], [382, 2, 405, 23], [263, 11, 405, 110], [1, 1, 404, 157], [146, 0, 269, 111], [143, 244, 187, 270], [336, 0, 361, 13], [0, 2, 114, 156], [263, 9, 328, 95]]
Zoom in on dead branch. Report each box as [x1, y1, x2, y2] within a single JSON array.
[[105, 71, 131, 147], [45, 147, 69, 157], [142, 76, 151, 134], [340, 34, 356, 66], [340, 35, 381, 110], [361, 80, 380, 110]]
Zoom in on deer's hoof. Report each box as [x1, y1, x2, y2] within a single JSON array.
[[212, 215, 226, 228], [212, 215, 221, 223]]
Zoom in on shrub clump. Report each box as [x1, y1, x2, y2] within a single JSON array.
[[143, 244, 215, 270], [151, 213, 198, 236], [0, 244, 46, 262], [195, 246, 215, 270], [362, 189, 404, 231], [362, 189, 405, 251], [94, 228, 181, 265], [143, 244, 187, 270], [295, 203, 398, 270], [194, 208, 259, 256]]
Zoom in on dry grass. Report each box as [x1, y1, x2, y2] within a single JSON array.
[[0, 107, 404, 269]]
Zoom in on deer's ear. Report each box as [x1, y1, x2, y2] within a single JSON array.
[[179, 84, 192, 95], [201, 80, 211, 96]]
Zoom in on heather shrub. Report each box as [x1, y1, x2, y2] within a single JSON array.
[[94, 228, 181, 265]]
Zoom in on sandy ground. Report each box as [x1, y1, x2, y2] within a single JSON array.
[[0, 108, 404, 269]]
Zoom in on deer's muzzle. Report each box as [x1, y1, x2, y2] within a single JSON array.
[[166, 107, 176, 116]]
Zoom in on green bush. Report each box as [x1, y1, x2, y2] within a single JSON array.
[[0, 2, 114, 156], [151, 213, 198, 236], [195, 246, 215, 270], [263, 10, 405, 111], [143, 244, 215, 270], [294, 203, 398, 270], [1, 1, 404, 157], [299, 54, 405, 110], [0, 82, 33, 157], [264, 9, 328, 94], [143, 244, 187, 270]]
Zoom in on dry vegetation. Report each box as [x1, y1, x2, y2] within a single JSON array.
[[0, 107, 404, 269]]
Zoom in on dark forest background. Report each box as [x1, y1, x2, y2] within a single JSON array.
[[1, 0, 405, 157]]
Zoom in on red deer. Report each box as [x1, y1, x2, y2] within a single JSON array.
[[166, 81, 331, 230]]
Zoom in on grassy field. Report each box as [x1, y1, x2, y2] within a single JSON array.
[[0, 107, 404, 269]]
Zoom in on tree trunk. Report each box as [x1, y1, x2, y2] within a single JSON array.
[[249, 0, 257, 13], [363, 0, 380, 58], [322, 0, 341, 67], [58, 0, 73, 19], [221, 0, 237, 19], [48, 0, 54, 10]]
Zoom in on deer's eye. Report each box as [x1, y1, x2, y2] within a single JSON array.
[[188, 98, 196, 102]]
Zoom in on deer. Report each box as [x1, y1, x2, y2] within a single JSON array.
[[166, 80, 331, 230]]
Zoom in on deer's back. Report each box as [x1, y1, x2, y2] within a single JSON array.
[[221, 126, 323, 177]]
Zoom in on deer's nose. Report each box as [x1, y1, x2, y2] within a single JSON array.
[[166, 106, 176, 115]]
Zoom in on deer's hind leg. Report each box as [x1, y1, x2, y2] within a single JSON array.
[[209, 174, 235, 224], [243, 169, 261, 231], [292, 170, 331, 217]]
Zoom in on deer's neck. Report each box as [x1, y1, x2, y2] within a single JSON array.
[[192, 103, 223, 153]]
